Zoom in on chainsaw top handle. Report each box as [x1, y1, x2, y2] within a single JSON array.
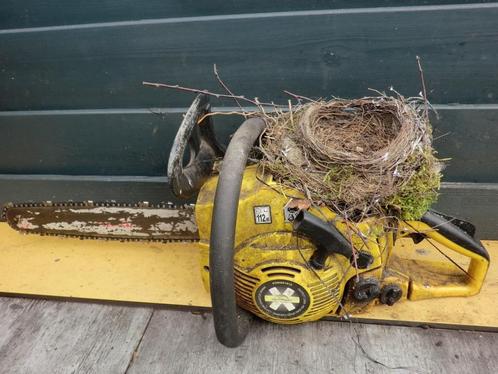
[[167, 94, 224, 199], [209, 117, 266, 348]]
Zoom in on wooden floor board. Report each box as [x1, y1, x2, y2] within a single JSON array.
[[127, 309, 498, 374], [0, 297, 153, 374], [1, 296, 497, 374]]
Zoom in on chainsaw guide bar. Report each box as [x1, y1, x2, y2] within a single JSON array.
[[2, 201, 199, 243]]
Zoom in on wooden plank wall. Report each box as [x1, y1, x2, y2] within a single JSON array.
[[1, 2, 497, 237]]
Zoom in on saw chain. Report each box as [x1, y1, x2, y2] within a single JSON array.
[[2, 201, 200, 243]]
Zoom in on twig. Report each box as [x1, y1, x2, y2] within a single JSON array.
[[254, 97, 267, 116], [348, 229, 360, 281], [288, 100, 294, 127], [404, 221, 471, 278], [213, 64, 245, 115], [433, 131, 451, 141], [143, 81, 282, 108], [350, 327, 425, 373], [283, 90, 318, 103], [196, 110, 259, 125], [416, 56, 429, 120]]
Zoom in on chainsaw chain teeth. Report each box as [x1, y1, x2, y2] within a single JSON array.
[[2, 201, 199, 243]]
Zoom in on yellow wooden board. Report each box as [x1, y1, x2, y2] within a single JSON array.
[[0, 223, 496, 329], [353, 239, 498, 329], [0, 223, 211, 307]]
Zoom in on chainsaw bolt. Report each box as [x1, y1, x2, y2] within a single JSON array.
[[380, 284, 403, 306], [352, 278, 381, 302]]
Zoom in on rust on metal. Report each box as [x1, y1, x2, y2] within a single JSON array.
[[2, 202, 199, 242]]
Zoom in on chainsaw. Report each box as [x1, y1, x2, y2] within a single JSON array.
[[2, 94, 490, 347]]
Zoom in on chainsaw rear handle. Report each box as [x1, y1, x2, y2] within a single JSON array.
[[400, 210, 490, 299], [167, 94, 224, 199], [209, 117, 266, 347]]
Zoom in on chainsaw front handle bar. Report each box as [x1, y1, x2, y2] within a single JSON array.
[[168, 94, 224, 199], [209, 117, 266, 348]]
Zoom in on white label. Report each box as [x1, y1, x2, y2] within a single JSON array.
[[254, 206, 272, 224], [284, 205, 300, 223]]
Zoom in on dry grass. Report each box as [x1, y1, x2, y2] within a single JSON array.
[[258, 94, 441, 220]]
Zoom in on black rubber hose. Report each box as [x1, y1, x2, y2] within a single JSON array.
[[209, 117, 266, 348]]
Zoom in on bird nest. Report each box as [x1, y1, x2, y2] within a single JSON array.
[[259, 95, 441, 220]]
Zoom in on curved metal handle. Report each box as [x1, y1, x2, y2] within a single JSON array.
[[167, 94, 224, 199], [209, 117, 266, 347]]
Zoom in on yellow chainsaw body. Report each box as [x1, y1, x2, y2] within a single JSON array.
[[194, 165, 489, 323]]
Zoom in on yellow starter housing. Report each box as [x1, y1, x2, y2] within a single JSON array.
[[194, 166, 489, 324]]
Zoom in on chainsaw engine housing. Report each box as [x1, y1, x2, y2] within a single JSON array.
[[232, 241, 344, 324], [196, 165, 391, 323]]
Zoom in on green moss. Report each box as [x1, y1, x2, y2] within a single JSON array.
[[321, 164, 356, 202], [387, 151, 441, 220]]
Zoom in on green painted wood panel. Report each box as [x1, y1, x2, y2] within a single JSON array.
[[432, 106, 498, 183], [1, 5, 498, 110], [0, 175, 177, 207], [0, 110, 186, 176], [0, 109, 237, 176], [0, 107, 496, 182], [1, 3, 497, 238], [1, 1, 493, 29]]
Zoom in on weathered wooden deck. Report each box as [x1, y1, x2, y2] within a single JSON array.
[[0, 296, 496, 373]]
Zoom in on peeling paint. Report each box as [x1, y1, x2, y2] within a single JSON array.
[[6, 204, 199, 241], [17, 217, 39, 230], [68, 207, 186, 218], [150, 222, 174, 232], [175, 220, 198, 232], [43, 221, 149, 237]]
